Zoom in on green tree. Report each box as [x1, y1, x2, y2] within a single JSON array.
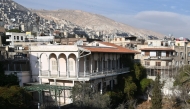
[[124, 76, 137, 100], [71, 83, 110, 109], [0, 86, 32, 109], [174, 65, 190, 107], [150, 75, 163, 109], [140, 78, 152, 93]]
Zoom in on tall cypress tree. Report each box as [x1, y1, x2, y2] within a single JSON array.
[[150, 75, 162, 109]]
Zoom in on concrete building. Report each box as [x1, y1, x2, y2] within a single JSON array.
[[135, 39, 176, 80], [6, 32, 26, 47], [28, 41, 138, 104]]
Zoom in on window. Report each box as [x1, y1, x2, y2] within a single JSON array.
[[188, 61, 190, 65], [86, 57, 89, 72], [69, 60, 73, 71], [166, 51, 169, 57], [156, 62, 161, 66], [176, 52, 178, 56], [180, 52, 183, 57], [188, 52, 190, 56], [145, 61, 150, 66], [17, 36, 19, 40], [14, 36, 16, 40], [156, 51, 161, 56], [165, 43, 168, 46], [161, 42, 163, 46], [52, 60, 57, 71], [21, 36, 23, 40], [145, 51, 150, 56], [166, 61, 169, 66]]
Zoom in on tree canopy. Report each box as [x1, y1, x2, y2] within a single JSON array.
[[0, 86, 32, 109], [150, 75, 163, 109]]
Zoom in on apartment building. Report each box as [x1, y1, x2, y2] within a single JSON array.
[[135, 39, 176, 80], [28, 41, 138, 104]]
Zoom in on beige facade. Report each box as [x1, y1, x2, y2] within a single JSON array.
[[135, 39, 176, 80], [29, 41, 136, 104]]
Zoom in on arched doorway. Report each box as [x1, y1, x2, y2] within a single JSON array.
[[40, 53, 48, 76], [49, 53, 58, 77], [58, 53, 67, 77], [68, 54, 76, 77]]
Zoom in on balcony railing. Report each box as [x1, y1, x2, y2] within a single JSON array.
[[79, 67, 129, 78], [144, 65, 176, 69], [144, 56, 173, 60], [40, 68, 130, 78]]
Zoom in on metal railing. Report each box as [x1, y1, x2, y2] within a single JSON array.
[[79, 67, 129, 77], [40, 68, 130, 78]]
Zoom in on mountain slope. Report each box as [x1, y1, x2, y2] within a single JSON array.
[[32, 9, 165, 38]]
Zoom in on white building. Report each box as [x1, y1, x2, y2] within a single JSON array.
[[6, 32, 26, 47], [29, 41, 138, 104]]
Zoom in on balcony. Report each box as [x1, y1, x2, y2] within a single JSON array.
[[40, 67, 130, 80], [79, 67, 130, 79], [144, 65, 175, 69], [144, 56, 173, 60]]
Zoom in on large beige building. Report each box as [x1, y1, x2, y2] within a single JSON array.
[[28, 41, 138, 104], [135, 39, 176, 80]]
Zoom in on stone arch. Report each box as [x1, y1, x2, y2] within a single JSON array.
[[49, 53, 58, 76], [68, 53, 76, 77], [58, 53, 67, 77], [40, 53, 49, 76]]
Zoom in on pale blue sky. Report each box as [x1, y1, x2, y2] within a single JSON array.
[[14, 0, 190, 37]]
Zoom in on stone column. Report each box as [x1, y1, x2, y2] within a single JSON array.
[[66, 57, 69, 78], [84, 57, 86, 77], [91, 54, 93, 74], [110, 54, 112, 72], [48, 57, 50, 77], [57, 57, 60, 77], [39, 54, 41, 76], [76, 58, 79, 78], [111, 79, 113, 90], [102, 54, 104, 74]]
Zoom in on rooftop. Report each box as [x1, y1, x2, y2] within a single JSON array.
[[140, 48, 174, 51], [83, 41, 139, 54]]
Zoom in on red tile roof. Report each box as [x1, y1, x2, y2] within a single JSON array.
[[83, 41, 139, 54], [140, 48, 174, 51]]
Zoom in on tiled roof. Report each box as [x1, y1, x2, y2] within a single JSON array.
[[140, 48, 174, 51], [83, 41, 139, 54]]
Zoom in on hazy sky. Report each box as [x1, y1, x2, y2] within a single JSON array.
[[14, 0, 190, 38]]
